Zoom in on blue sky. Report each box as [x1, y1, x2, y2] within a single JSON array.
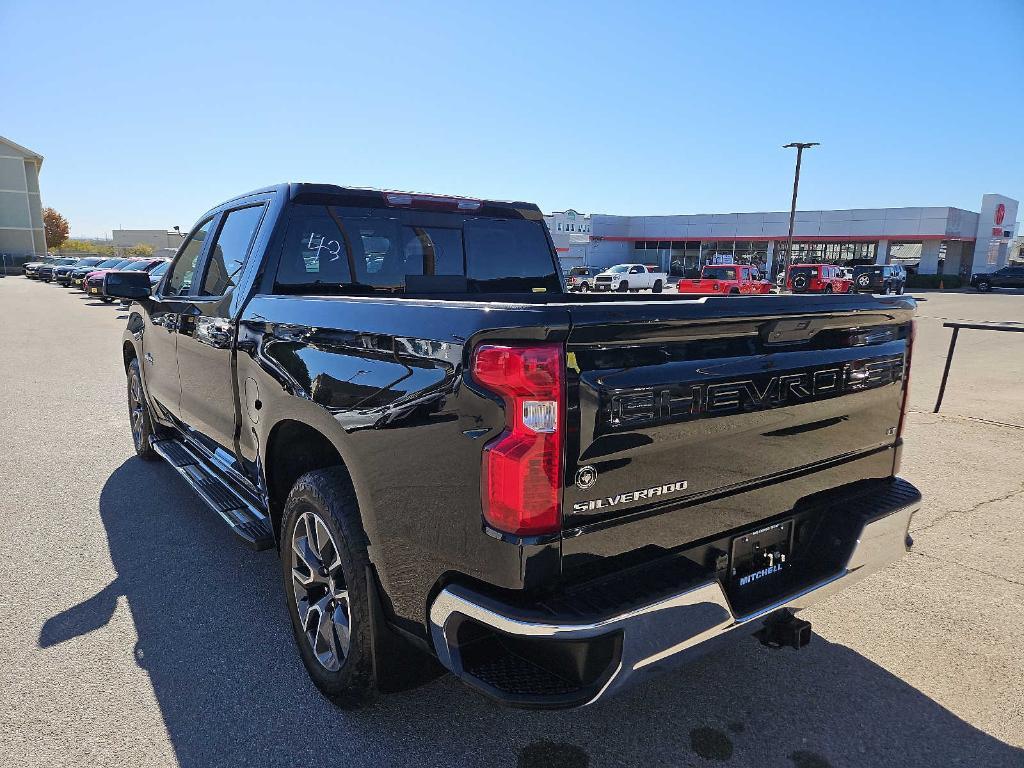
[[2, 0, 1022, 237]]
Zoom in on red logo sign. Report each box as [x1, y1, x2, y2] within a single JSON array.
[[994, 203, 1006, 225]]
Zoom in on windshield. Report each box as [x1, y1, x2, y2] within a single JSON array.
[[275, 204, 560, 294], [92, 259, 122, 269], [607, 265, 630, 273], [569, 267, 590, 276], [75, 258, 104, 267], [149, 261, 170, 277], [54, 258, 78, 266], [121, 260, 152, 271]]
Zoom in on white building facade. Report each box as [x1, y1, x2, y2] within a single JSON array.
[[112, 229, 186, 255], [549, 194, 1018, 279]]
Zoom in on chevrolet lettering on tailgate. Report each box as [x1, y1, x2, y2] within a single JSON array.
[[605, 354, 904, 427]]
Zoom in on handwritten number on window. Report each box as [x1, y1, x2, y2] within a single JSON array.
[[306, 231, 343, 261]]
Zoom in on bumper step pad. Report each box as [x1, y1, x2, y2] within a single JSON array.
[[152, 439, 274, 550]]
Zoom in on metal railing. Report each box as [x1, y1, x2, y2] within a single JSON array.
[[933, 321, 1024, 412]]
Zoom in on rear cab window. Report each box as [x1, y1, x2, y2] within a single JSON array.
[[274, 204, 561, 295]]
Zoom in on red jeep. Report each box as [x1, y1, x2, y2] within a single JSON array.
[[786, 264, 853, 294], [675, 264, 773, 295]]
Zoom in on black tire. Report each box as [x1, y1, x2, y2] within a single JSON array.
[[823, 285, 833, 294], [896, 283, 905, 295], [729, 287, 740, 295], [579, 282, 590, 292], [281, 467, 375, 709], [127, 358, 158, 460], [618, 281, 629, 292], [653, 280, 663, 293], [101, 297, 114, 304], [976, 281, 991, 292], [882, 283, 892, 295]]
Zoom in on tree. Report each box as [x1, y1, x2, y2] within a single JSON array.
[[59, 239, 114, 256], [124, 243, 155, 257], [43, 207, 70, 250]]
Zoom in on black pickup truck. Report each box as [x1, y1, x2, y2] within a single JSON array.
[[109, 183, 921, 709]]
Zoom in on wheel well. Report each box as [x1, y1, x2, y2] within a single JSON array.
[[123, 341, 137, 371], [265, 420, 349, 540]]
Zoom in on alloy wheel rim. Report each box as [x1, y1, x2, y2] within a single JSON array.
[[129, 373, 145, 448], [291, 510, 350, 672]]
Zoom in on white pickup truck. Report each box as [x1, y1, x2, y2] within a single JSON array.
[[592, 263, 669, 292]]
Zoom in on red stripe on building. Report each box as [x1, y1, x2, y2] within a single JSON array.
[[596, 235, 975, 243]]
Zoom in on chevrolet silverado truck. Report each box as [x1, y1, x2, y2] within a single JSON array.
[[108, 183, 921, 709], [675, 263, 773, 295]]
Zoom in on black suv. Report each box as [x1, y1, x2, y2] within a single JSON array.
[[852, 264, 906, 294], [971, 265, 1024, 292]]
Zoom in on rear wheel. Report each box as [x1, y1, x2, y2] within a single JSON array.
[[282, 468, 375, 709], [976, 280, 991, 292], [823, 285, 833, 294], [882, 283, 892, 295], [127, 358, 158, 460], [653, 280, 663, 293]]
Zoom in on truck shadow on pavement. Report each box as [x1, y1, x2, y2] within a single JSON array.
[[40, 458, 1024, 768]]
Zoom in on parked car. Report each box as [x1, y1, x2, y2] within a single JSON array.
[[786, 264, 854, 294], [970, 265, 1024, 292], [82, 258, 141, 296], [23, 257, 56, 278], [675, 264, 773, 294], [70, 257, 127, 289], [593, 263, 668, 292], [56, 257, 105, 285], [566, 266, 599, 292], [852, 265, 906, 295], [39, 259, 81, 282], [107, 183, 920, 710]]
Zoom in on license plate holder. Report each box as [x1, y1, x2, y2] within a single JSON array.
[[730, 519, 794, 589]]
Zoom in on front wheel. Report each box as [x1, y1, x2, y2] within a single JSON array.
[[823, 285, 834, 294], [882, 283, 892, 294], [579, 282, 590, 292], [617, 281, 629, 292], [282, 468, 376, 708], [976, 281, 991, 292], [127, 358, 158, 460]]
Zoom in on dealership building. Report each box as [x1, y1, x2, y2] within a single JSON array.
[[552, 193, 1018, 280]]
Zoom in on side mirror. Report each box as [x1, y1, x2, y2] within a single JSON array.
[[103, 270, 151, 299]]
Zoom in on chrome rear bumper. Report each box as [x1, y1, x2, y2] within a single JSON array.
[[429, 484, 919, 708]]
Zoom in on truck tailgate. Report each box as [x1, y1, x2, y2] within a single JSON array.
[[561, 294, 914, 561]]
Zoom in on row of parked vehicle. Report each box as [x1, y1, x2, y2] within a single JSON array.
[[566, 262, 909, 295], [21, 254, 171, 301]]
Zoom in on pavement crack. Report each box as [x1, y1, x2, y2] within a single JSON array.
[[909, 410, 1024, 430], [911, 550, 1024, 588], [912, 482, 1024, 535]]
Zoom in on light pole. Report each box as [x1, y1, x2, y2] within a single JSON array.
[[781, 142, 819, 279]]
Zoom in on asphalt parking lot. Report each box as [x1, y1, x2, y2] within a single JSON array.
[[1, 278, 1022, 768]]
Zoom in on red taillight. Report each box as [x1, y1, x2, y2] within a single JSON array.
[[472, 343, 564, 536], [896, 320, 916, 441]]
